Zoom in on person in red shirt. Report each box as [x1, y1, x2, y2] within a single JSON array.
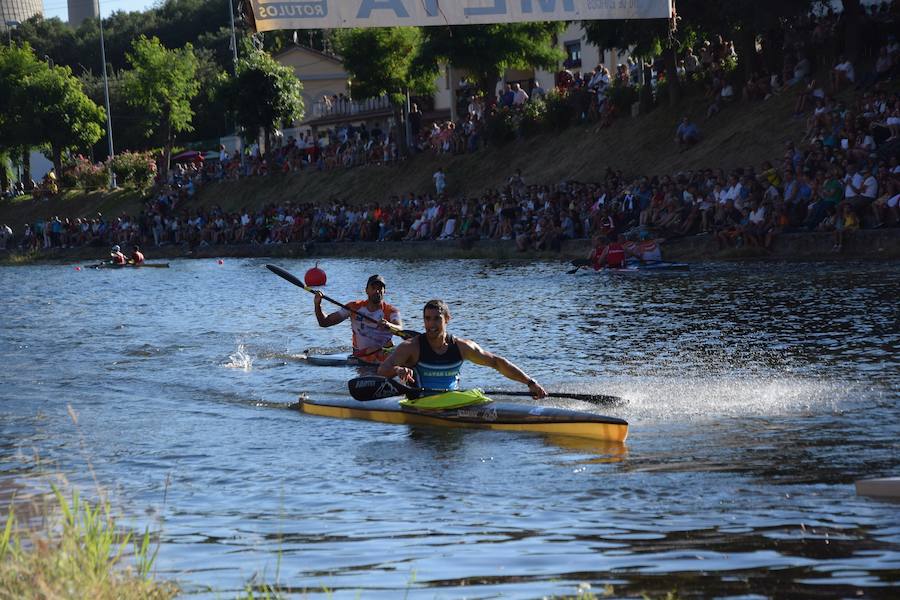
[[591, 235, 628, 269], [129, 244, 145, 265], [109, 244, 126, 265]]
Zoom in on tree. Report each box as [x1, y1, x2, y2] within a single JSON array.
[[0, 43, 104, 178], [223, 48, 304, 154], [26, 64, 106, 174], [122, 35, 200, 175], [334, 27, 436, 153], [419, 23, 565, 99]]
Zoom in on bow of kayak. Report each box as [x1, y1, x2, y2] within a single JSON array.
[[297, 395, 628, 443]]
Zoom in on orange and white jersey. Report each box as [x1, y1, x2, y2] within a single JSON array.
[[337, 301, 402, 354]]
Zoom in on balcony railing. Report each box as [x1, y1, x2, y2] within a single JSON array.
[[309, 95, 393, 120]]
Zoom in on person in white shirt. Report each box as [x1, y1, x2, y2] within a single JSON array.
[[831, 56, 855, 92], [433, 168, 446, 195], [511, 83, 529, 106]]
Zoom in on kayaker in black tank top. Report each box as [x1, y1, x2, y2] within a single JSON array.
[[378, 299, 548, 399], [415, 333, 464, 391]]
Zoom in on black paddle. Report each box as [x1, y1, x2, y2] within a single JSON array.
[[567, 258, 591, 275], [266, 264, 421, 339], [348, 376, 625, 406]]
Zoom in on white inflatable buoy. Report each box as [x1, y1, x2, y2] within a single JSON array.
[[855, 478, 900, 499]]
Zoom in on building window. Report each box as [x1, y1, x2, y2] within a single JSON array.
[[564, 41, 582, 69]]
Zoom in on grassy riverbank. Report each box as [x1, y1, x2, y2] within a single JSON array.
[[0, 487, 175, 599], [0, 90, 805, 233]]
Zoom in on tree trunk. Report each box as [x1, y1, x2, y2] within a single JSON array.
[[840, 0, 862, 62], [393, 103, 409, 158], [639, 62, 654, 114], [52, 146, 63, 178], [21, 147, 31, 188], [736, 25, 758, 86], [163, 117, 172, 181], [664, 44, 681, 106], [0, 153, 8, 193]]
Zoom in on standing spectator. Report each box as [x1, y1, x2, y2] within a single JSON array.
[[831, 55, 855, 92], [433, 168, 446, 196], [0, 224, 12, 250], [409, 103, 423, 145], [511, 83, 529, 107]]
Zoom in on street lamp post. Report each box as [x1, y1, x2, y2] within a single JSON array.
[[96, 1, 116, 189]]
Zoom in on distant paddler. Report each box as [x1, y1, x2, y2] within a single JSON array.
[[314, 274, 404, 364], [109, 244, 127, 266], [377, 299, 548, 399], [128, 244, 145, 265]]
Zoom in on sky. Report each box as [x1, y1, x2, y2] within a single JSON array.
[[43, 0, 158, 22]]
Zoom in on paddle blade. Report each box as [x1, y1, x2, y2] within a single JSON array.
[[566, 267, 581, 275], [348, 376, 408, 401], [571, 259, 591, 267], [266, 264, 308, 289]]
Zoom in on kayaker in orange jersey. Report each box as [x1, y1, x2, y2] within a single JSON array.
[[313, 274, 404, 363], [378, 299, 548, 399], [109, 244, 127, 265], [129, 244, 145, 265]]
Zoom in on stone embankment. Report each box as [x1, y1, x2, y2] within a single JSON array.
[[2, 230, 899, 264]]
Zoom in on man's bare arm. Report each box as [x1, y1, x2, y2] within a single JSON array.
[[457, 339, 547, 398]]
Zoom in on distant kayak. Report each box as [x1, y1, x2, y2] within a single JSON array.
[[87, 262, 170, 269], [297, 393, 628, 442], [302, 351, 378, 368], [577, 261, 689, 273]]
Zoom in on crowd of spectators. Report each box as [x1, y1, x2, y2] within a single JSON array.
[[2, 3, 898, 256]]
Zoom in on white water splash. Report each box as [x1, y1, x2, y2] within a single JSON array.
[[225, 343, 253, 371], [603, 374, 846, 422]]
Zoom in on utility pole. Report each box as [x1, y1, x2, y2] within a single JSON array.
[[97, 0, 116, 189]]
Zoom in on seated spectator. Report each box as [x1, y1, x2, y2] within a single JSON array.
[[675, 117, 701, 148], [787, 52, 811, 86], [872, 176, 898, 228], [833, 202, 859, 252], [831, 55, 855, 92]]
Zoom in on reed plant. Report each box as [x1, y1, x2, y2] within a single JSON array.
[[0, 486, 176, 599]]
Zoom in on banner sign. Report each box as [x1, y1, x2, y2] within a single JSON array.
[[247, 0, 673, 32]]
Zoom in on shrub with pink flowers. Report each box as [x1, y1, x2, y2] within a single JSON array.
[[109, 151, 157, 191], [64, 155, 109, 190]]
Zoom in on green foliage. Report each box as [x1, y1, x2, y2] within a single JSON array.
[[520, 98, 547, 137], [0, 43, 105, 171], [123, 36, 201, 141], [485, 107, 519, 146], [224, 48, 304, 139], [543, 90, 575, 131], [421, 23, 565, 97], [334, 27, 435, 105], [607, 83, 639, 114], [109, 151, 158, 191], [28, 64, 107, 169]]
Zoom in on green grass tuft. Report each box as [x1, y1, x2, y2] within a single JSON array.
[[0, 486, 176, 599]]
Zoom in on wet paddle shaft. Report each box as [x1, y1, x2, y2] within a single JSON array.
[[348, 376, 626, 407], [266, 264, 420, 339]]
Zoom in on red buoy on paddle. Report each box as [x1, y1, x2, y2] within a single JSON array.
[[218, 259, 224, 265], [74, 266, 81, 271], [304, 263, 326, 287]]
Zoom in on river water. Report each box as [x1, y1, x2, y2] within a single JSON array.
[[1, 257, 898, 598]]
